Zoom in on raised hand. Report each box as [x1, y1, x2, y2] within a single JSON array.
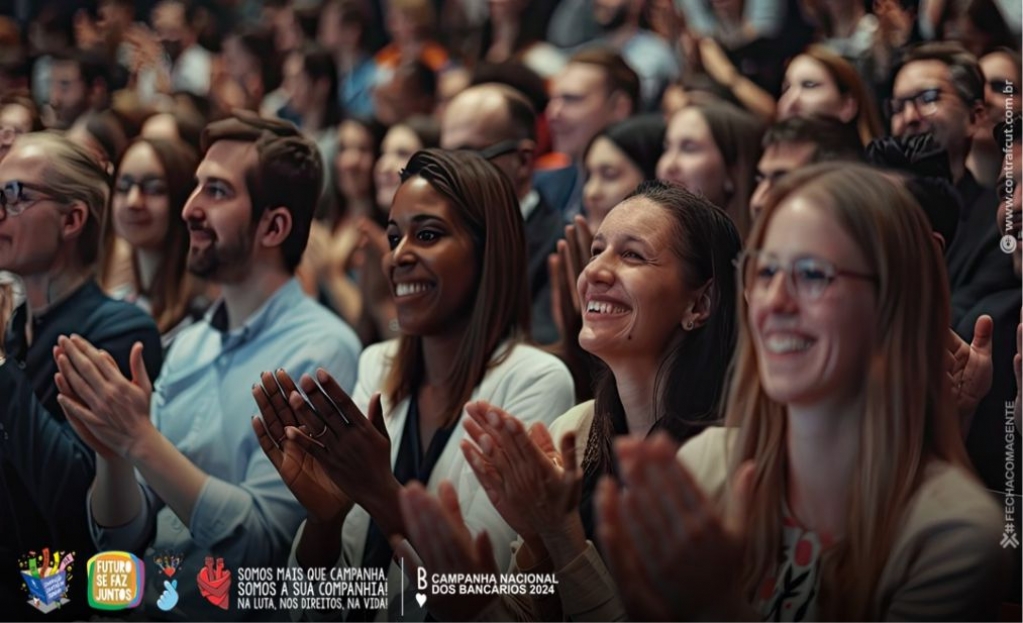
[[596, 434, 755, 621], [563, 216, 593, 313], [278, 368, 402, 534], [947, 317, 994, 436], [393, 481, 500, 621], [874, 0, 914, 48], [53, 336, 155, 459], [356, 217, 399, 340], [251, 370, 353, 524], [549, 216, 596, 402], [461, 401, 585, 563]]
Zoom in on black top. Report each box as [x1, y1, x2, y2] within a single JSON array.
[[355, 396, 457, 620], [0, 280, 162, 619], [947, 172, 1018, 326]]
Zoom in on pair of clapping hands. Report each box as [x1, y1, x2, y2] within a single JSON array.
[[252, 368, 753, 623]]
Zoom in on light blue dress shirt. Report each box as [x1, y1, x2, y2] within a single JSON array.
[[90, 279, 361, 620]]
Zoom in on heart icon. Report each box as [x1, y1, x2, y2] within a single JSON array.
[[415, 593, 427, 607], [163, 568, 175, 577]]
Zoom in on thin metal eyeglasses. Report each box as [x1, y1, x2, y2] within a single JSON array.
[[735, 250, 878, 301], [0, 181, 70, 219]]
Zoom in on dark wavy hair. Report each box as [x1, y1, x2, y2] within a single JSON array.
[[584, 179, 741, 479], [383, 148, 531, 425]]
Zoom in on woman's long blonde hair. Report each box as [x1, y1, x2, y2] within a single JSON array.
[[723, 163, 968, 620]]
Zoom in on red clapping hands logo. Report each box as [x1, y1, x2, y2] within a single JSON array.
[[196, 557, 231, 610]]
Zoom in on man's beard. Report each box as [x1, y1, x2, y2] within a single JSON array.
[[187, 231, 253, 281], [598, 4, 629, 32]]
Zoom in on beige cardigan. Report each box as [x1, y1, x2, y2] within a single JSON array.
[[484, 401, 1007, 621]]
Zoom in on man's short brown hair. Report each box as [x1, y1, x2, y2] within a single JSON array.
[[567, 48, 640, 114], [200, 111, 323, 273]]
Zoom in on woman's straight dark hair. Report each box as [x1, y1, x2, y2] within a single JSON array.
[[383, 148, 531, 426], [585, 179, 741, 476]]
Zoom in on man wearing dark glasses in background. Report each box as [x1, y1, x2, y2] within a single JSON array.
[[892, 42, 1021, 518], [441, 83, 563, 345], [0, 132, 162, 619], [889, 42, 1016, 333]]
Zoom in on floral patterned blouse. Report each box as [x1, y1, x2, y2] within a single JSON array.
[[755, 512, 836, 621]]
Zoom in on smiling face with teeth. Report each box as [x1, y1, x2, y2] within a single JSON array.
[[577, 197, 696, 366], [749, 194, 877, 410], [384, 175, 480, 336]]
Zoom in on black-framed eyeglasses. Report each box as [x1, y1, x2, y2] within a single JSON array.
[[472, 140, 521, 161], [735, 250, 878, 301], [0, 181, 69, 218], [887, 88, 943, 117], [114, 175, 169, 197], [988, 79, 1018, 96]]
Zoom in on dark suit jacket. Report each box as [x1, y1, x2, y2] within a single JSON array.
[[957, 286, 1021, 495], [0, 281, 162, 619], [524, 193, 566, 345], [948, 172, 1018, 326], [534, 164, 584, 221]]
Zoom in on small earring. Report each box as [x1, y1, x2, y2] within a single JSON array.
[[684, 320, 695, 331]]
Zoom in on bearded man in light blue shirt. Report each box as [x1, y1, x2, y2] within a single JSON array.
[[54, 111, 361, 620]]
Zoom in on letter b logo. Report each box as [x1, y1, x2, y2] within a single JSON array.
[[417, 567, 427, 591]]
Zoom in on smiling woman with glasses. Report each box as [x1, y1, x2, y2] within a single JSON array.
[[586, 162, 1004, 621], [736, 249, 878, 301], [100, 137, 209, 349]]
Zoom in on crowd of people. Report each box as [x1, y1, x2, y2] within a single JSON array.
[[0, 0, 1020, 620]]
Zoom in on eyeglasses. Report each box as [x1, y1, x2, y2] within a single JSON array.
[[114, 175, 169, 197], [0, 126, 24, 146], [465, 140, 521, 161], [0, 181, 69, 219], [988, 79, 1018, 96], [735, 250, 877, 301], [887, 88, 943, 117]]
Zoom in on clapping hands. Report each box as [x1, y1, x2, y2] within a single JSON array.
[[596, 434, 755, 621]]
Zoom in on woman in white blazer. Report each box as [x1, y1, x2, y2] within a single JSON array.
[[251, 149, 574, 621], [396, 180, 743, 621]]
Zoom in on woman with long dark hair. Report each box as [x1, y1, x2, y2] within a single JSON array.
[[253, 148, 575, 621], [394, 180, 741, 621]]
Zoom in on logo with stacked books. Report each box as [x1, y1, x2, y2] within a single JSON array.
[[19, 549, 74, 613]]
